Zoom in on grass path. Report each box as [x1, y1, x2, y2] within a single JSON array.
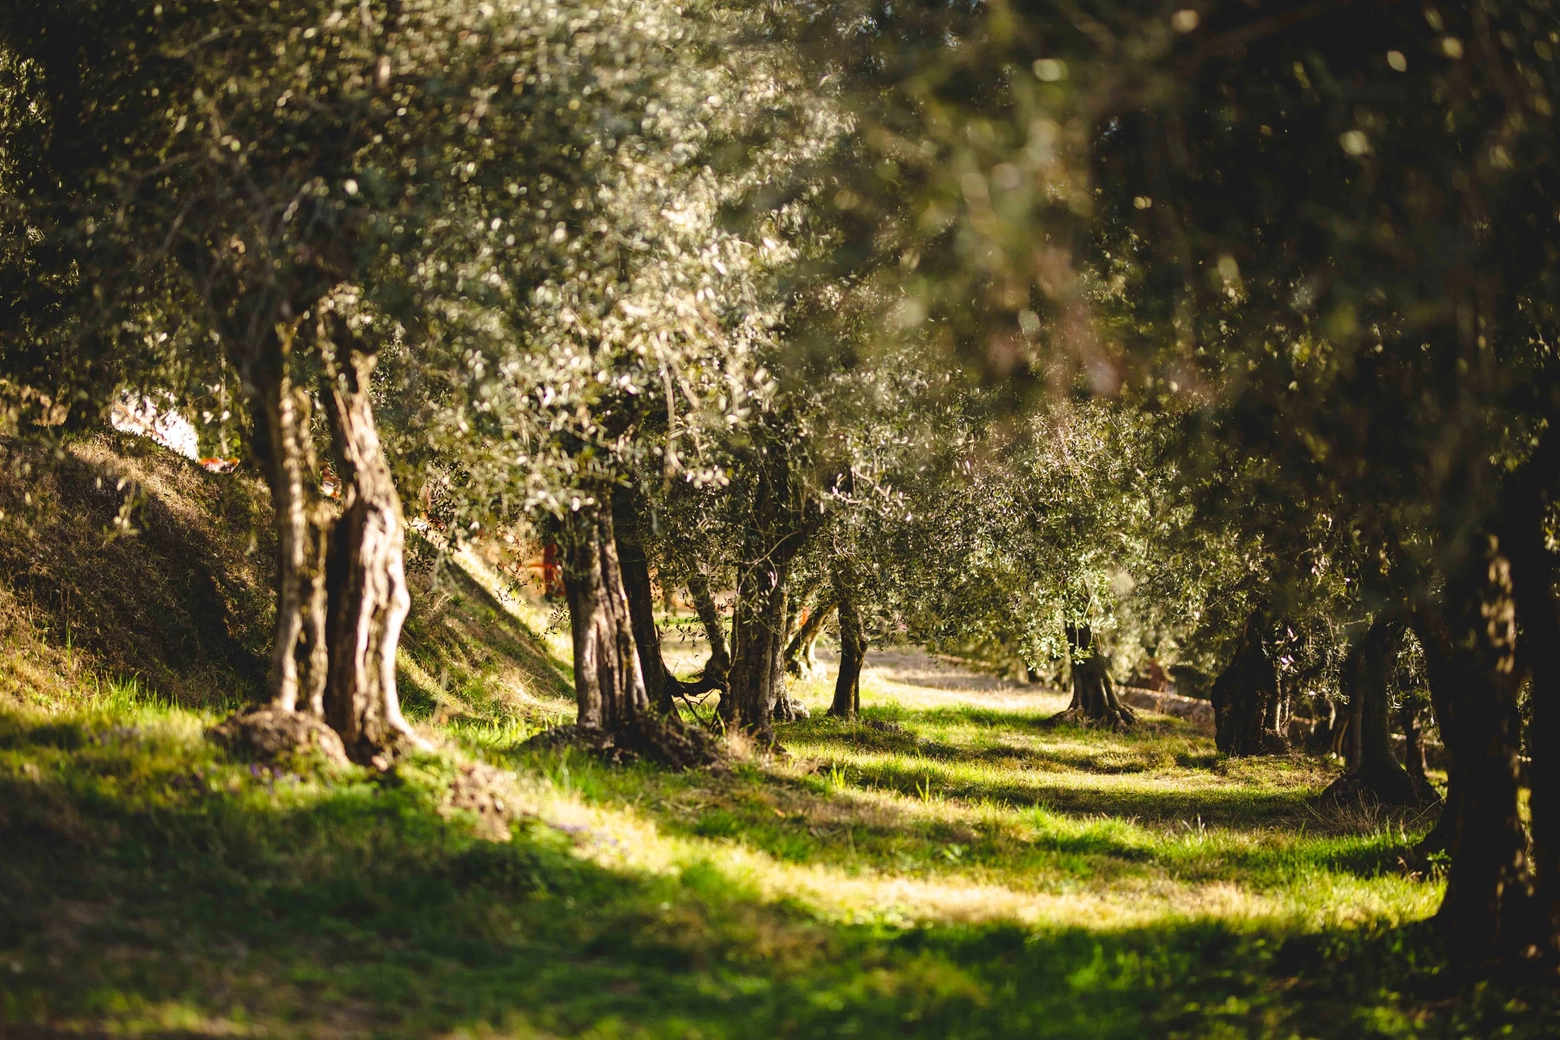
[[0, 581, 1552, 1037]]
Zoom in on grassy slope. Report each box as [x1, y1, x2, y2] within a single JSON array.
[[0, 437, 1556, 1038]]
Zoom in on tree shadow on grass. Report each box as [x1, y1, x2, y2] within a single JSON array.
[[843, 754, 1313, 824], [782, 709, 1330, 831], [498, 743, 1417, 892], [0, 706, 1553, 1039]]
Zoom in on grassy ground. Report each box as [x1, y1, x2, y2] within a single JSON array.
[[1, 437, 1557, 1038]]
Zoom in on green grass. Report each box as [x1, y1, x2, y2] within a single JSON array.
[[0, 453, 1548, 1040], [2, 658, 1557, 1039]]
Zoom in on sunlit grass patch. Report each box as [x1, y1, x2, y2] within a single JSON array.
[[0, 644, 1541, 1038]]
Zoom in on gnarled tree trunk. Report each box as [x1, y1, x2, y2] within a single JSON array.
[[1410, 612, 1460, 857], [229, 317, 423, 766], [1322, 617, 1423, 807], [1050, 624, 1134, 730], [770, 591, 809, 722], [611, 487, 721, 717], [684, 567, 730, 687], [318, 325, 424, 763], [1418, 542, 1530, 966], [722, 552, 795, 741], [247, 325, 331, 717], [786, 595, 837, 678], [556, 494, 715, 769], [829, 566, 867, 718], [616, 526, 678, 715], [1209, 611, 1286, 755], [560, 495, 648, 735], [719, 454, 809, 743]]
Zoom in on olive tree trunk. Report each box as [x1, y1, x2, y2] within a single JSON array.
[[770, 591, 809, 722], [233, 317, 423, 766], [1410, 611, 1461, 857], [1417, 546, 1530, 966], [611, 487, 721, 716], [554, 494, 716, 768], [616, 526, 678, 715], [1322, 617, 1422, 807], [1048, 624, 1135, 729], [248, 326, 331, 717], [719, 455, 809, 743], [560, 495, 650, 735], [684, 566, 731, 686], [786, 597, 837, 678], [1209, 611, 1287, 755], [1497, 431, 1560, 960], [317, 327, 424, 763], [828, 567, 867, 719], [722, 553, 795, 741]]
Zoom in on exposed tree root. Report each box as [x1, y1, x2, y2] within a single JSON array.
[[522, 714, 723, 770], [206, 707, 350, 767], [1043, 704, 1136, 732], [773, 693, 810, 722]]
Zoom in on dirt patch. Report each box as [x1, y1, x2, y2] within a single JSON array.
[[440, 760, 526, 841], [522, 716, 723, 770], [206, 707, 351, 767]]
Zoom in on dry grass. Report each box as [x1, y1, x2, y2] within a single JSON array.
[[0, 433, 274, 709]]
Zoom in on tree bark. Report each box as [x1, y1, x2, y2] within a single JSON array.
[[247, 325, 331, 717], [1209, 611, 1286, 755], [611, 487, 721, 717], [556, 493, 717, 769], [770, 591, 809, 722], [719, 454, 809, 742], [722, 553, 794, 740], [1306, 693, 1338, 754], [829, 567, 866, 718], [228, 315, 424, 766], [1418, 544, 1530, 966], [1050, 624, 1135, 729], [1410, 611, 1460, 857], [1496, 430, 1560, 959], [1322, 617, 1422, 807], [616, 519, 678, 715], [317, 327, 425, 763], [560, 494, 650, 735], [684, 567, 730, 686], [786, 597, 837, 678]]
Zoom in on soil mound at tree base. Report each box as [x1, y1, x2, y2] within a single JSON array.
[[522, 716, 723, 770], [206, 707, 351, 767], [1043, 705, 1136, 732]]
